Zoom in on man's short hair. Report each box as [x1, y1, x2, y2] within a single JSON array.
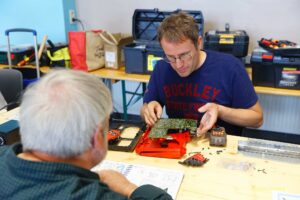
[[158, 12, 199, 48], [20, 69, 112, 157]]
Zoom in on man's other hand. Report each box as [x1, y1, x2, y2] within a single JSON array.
[[141, 101, 162, 126], [197, 103, 218, 137]]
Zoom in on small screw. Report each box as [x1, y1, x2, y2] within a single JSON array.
[[216, 150, 223, 154], [257, 169, 267, 174]]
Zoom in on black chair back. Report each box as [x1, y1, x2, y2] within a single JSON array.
[[0, 69, 23, 110]]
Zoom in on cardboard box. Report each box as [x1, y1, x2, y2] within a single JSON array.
[[104, 33, 133, 69]]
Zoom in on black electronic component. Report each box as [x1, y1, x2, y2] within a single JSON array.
[[209, 126, 227, 147], [0, 120, 20, 146]]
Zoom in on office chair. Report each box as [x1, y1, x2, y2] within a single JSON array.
[[0, 69, 23, 110]]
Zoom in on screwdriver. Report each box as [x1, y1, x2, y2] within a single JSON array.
[[17, 53, 35, 66]]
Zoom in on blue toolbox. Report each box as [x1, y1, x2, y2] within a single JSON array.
[[251, 47, 300, 89], [204, 23, 249, 58], [258, 38, 300, 57], [124, 9, 204, 74], [5, 28, 42, 88]]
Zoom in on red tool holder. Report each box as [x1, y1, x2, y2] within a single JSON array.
[[135, 128, 191, 159]]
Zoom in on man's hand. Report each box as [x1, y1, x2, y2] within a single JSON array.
[[97, 169, 137, 198], [141, 101, 162, 126], [197, 103, 219, 137]]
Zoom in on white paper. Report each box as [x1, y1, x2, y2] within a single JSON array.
[[0, 92, 7, 111], [273, 191, 300, 200], [92, 160, 184, 199], [105, 51, 116, 62]]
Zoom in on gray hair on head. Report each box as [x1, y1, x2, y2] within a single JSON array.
[[20, 69, 112, 157]]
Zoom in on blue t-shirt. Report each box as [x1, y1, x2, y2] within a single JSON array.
[[143, 50, 258, 135]]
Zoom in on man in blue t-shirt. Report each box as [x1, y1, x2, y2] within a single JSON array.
[[141, 12, 263, 136]]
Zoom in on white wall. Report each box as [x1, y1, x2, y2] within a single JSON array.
[[0, 0, 78, 45], [75, 0, 300, 52]]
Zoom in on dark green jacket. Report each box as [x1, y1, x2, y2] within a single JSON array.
[[0, 143, 173, 200]]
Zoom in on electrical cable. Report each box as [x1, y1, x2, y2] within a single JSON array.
[[73, 18, 85, 31]]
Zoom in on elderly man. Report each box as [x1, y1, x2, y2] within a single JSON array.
[[0, 69, 171, 199]]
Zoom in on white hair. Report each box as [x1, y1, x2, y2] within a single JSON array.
[[20, 69, 112, 157]]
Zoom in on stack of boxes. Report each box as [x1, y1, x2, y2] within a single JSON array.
[[204, 24, 300, 90]]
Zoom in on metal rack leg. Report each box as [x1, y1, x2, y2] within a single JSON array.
[[121, 80, 128, 121]]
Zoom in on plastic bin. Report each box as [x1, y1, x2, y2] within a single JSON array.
[[204, 24, 249, 58], [124, 9, 204, 74], [251, 47, 300, 89], [0, 45, 34, 65]]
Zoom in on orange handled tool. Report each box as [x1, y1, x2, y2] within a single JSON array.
[[17, 53, 35, 66]]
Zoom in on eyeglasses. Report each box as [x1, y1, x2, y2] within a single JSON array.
[[164, 51, 192, 64]]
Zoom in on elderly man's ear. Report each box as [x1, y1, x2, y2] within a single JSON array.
[[92, 118, 109, 147], [90, 123, 108, 166]]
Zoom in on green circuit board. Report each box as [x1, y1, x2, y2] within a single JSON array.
[[149, 118, 198, 138]]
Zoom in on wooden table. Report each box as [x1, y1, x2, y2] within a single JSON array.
[[0, 107, 19, 124], [0, 65, 148, 120], [2, 65, 300, 97], [89, 67, 149, 120], [90, 67, 300, 121], [90, 67, 149, 83], [246, 68, 300, 97], [0, 108, 300, 200], [90, 67, 300, 97], [106, 136, 300, 200], [1, 104, 300, 200], [2, 65, 300, 121]]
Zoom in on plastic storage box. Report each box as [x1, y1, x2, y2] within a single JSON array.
[[258, 38, 300, 57], [124, 9, 204, 74], [0, 120, 19, 146], [0, 45, 34, 65], [251, 47, 300, 89], [204, 24, 249, 58]]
